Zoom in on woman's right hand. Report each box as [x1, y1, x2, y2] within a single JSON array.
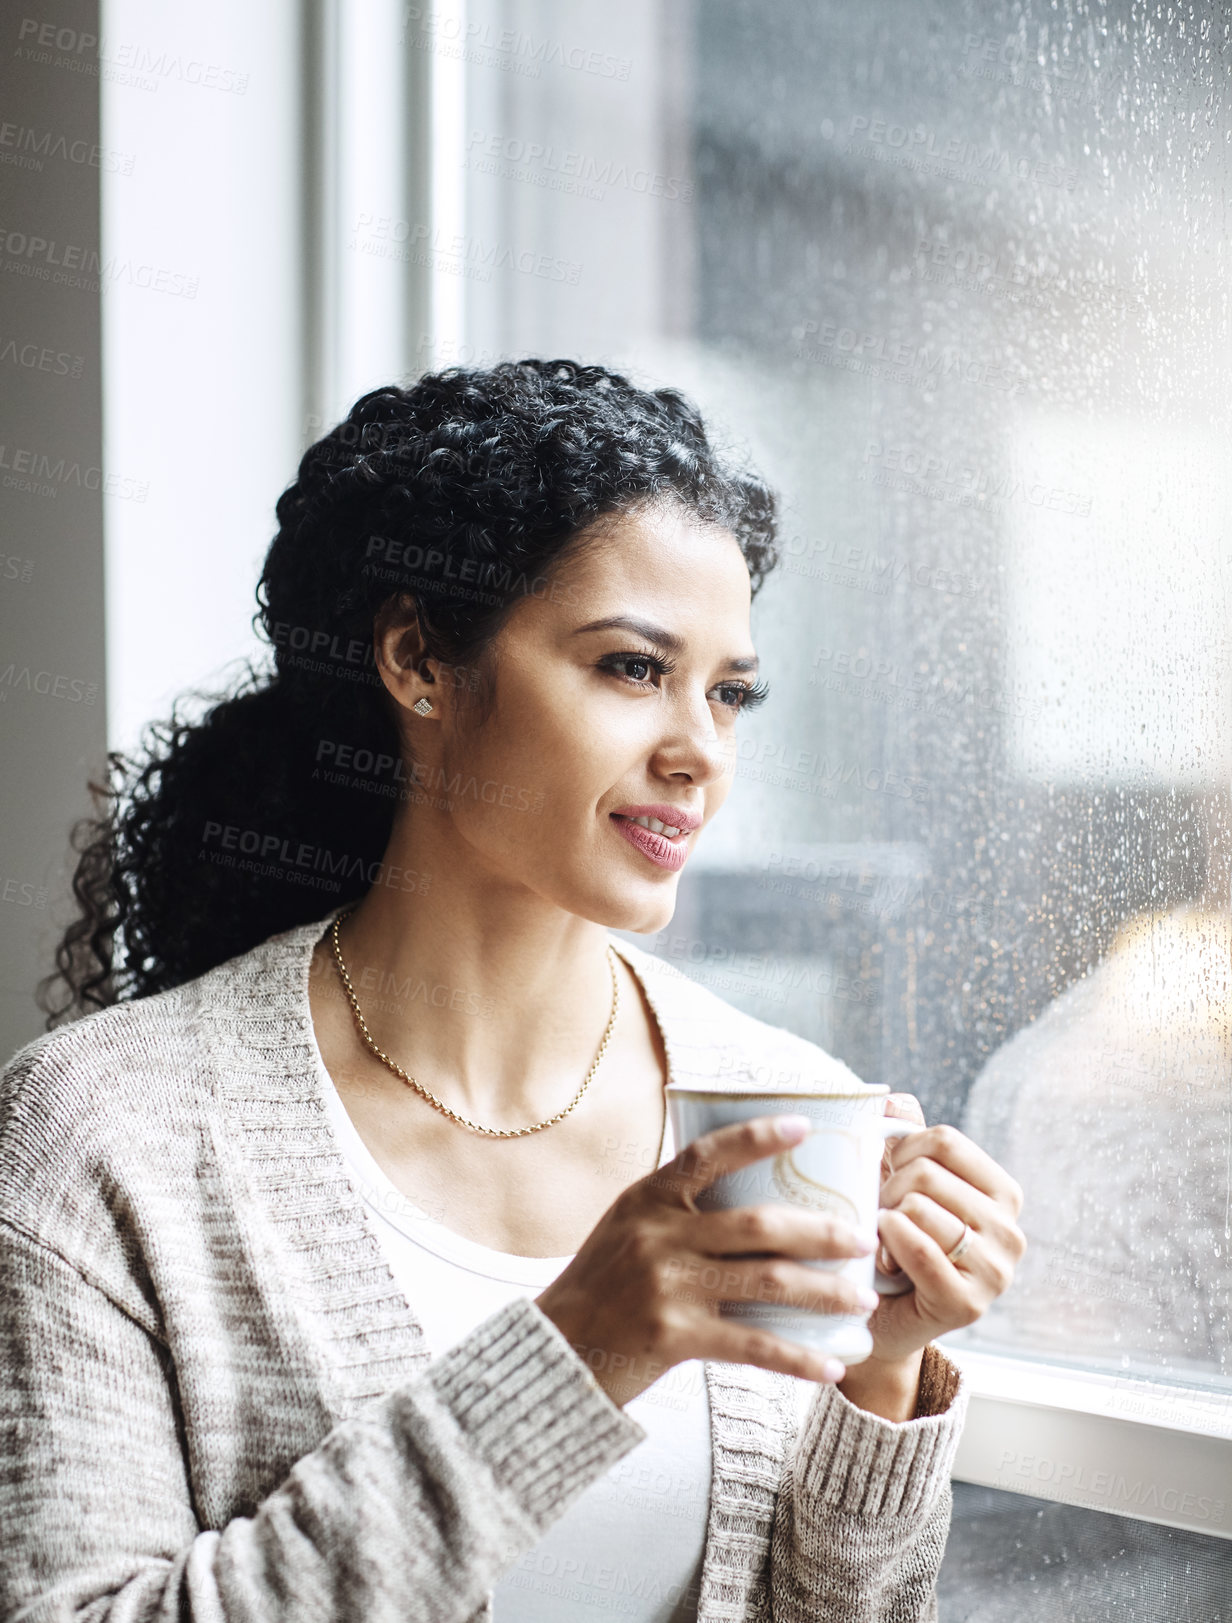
[[533, 1114, 880, 1407]]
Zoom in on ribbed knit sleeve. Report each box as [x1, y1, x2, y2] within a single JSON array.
[[766, 1345, 969, 1622], [0, 1219, 647, 1623]]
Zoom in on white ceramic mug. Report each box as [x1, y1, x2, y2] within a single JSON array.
[[665, 1081, 922, 1363]]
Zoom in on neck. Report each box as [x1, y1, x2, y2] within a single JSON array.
[[319, 829, 628, 1127]]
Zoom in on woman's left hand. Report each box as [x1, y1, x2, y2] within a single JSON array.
[[865, 1094, 1027, 1366]]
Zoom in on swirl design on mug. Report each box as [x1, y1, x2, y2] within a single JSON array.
[[770, 1131, 862, 1227]]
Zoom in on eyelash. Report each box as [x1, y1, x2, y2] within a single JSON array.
[[598, 650, 770, 712]]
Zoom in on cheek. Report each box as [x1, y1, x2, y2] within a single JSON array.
[[469, 674, 621, 800], [435, 697, 586, 846], [439, 736, 545, 831]]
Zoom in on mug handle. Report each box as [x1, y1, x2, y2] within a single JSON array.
[[873, 1119, 924, 1297]]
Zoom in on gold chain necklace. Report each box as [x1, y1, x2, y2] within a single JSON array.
[[329, 906, 620, 1138]]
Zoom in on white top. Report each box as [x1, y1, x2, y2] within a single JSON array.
[[319, 1076, 712, 1623]]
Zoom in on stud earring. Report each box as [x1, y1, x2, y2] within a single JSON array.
[[412, 697, 434, 716]]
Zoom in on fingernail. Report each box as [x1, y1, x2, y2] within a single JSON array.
[[777, 1114, 812, 1142], [856, 1287, 880, 1311], [851, 1231, 878, 1255], [821, 1358, 846, 1382]]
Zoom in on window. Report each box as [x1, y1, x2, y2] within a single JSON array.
[[301, 0, 1232, 1594]]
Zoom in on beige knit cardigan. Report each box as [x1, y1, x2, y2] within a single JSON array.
[[0, 903, 968, 1623]]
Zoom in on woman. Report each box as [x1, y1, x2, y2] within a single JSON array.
[[0, 360, 1025, 1623]]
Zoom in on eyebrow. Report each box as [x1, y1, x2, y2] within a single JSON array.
[[571, 614, 760, 673]]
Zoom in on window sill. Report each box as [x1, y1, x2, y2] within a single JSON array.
[[941, 1342, 1232, 1539]]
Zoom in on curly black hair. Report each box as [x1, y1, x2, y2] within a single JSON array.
[[39, 358, 778, 1026]]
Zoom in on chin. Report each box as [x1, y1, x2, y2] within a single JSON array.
[[582, 883, 679, 937]]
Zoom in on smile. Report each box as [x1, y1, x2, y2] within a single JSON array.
[[626, 814, 684, 837], [610, 813, 691, 873]]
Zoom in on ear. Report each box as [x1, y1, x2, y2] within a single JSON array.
[[372, 592, 442, 721]]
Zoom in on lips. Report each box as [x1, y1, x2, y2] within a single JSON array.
[[610, 802, 703, 834], [609, 808, 697, 873]]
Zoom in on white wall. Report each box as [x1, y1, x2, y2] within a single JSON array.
[[101, 0, 303, 753]]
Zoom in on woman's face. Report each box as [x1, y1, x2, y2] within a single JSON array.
[[402, 500, 765, 934]]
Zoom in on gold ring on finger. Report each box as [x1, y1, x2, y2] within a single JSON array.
[[946, 1222, 974, 1265]]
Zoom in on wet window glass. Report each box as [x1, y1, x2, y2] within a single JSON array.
[[447, 0, 1232, 1400]]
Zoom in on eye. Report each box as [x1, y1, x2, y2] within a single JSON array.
[[622, 656, 656, 683], [598, 650, 674, 688], [712, 679, 771, 712]]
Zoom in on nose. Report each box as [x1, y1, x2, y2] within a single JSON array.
[[649, 690, 734, 787]]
